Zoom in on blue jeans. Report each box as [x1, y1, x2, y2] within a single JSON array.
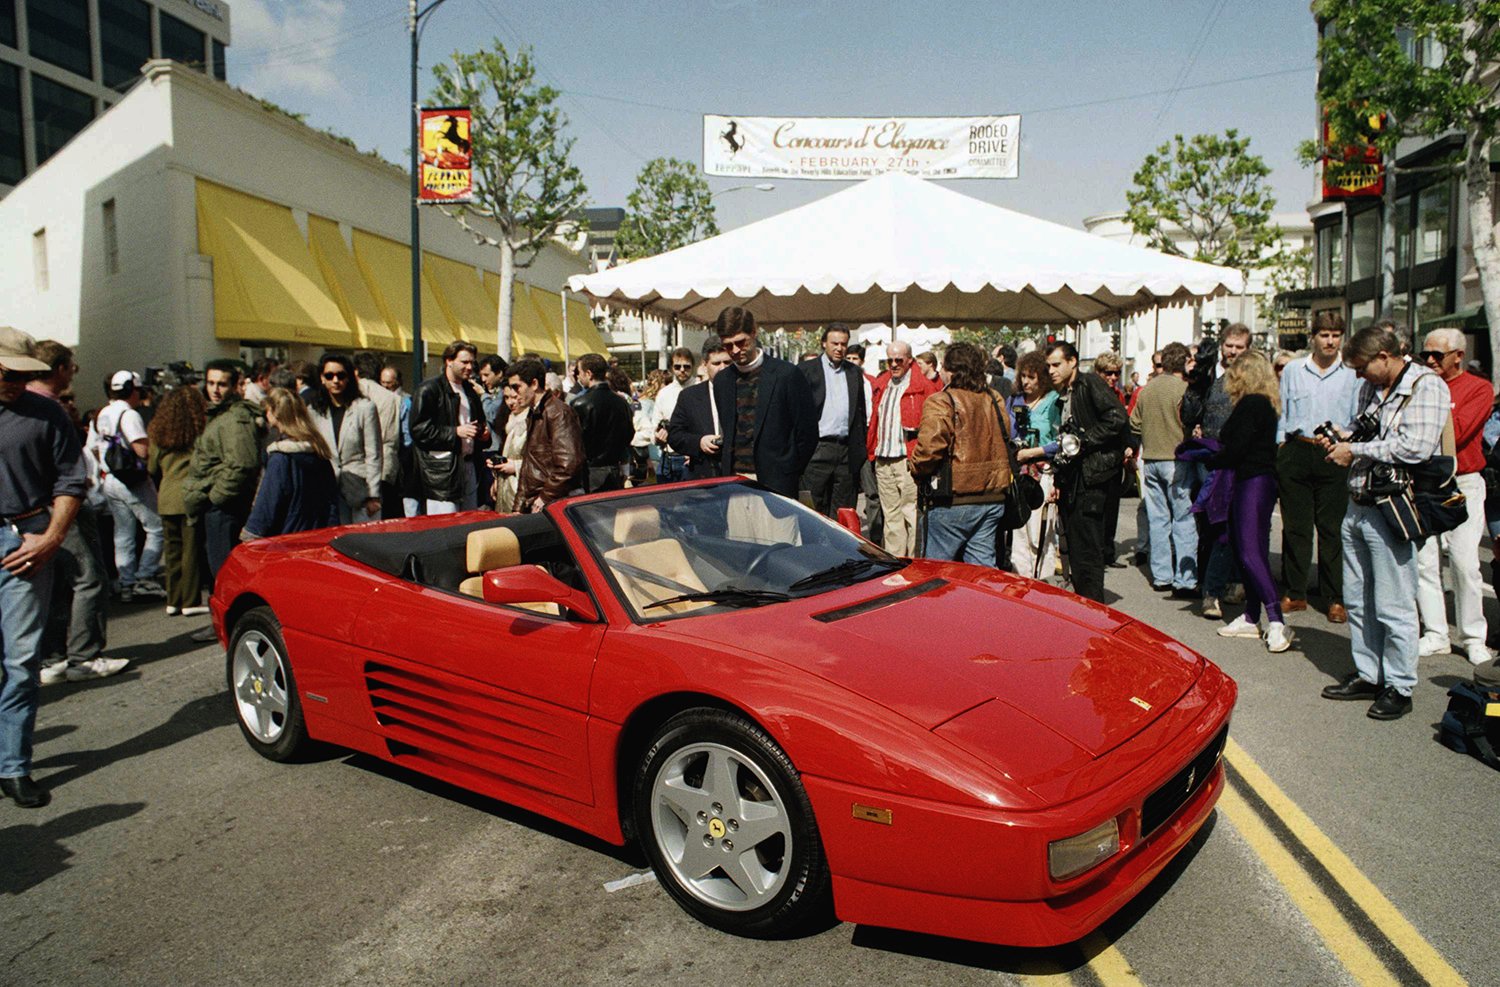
[[1142, 460, 1198, 589], [102, 474, 162, 587], [1342, 502, 1419, 696], [1, 515, 57, 777], [924, 502, 1004, 568]]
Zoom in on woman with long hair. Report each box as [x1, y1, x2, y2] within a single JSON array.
[[909, 343, 1012, 567], [306, 352, 382, 524], [243, 388, 340, 539], [1010, 350, 1062, 580], [147, 385, 208, 615], [1213, 351, 1291, 653]]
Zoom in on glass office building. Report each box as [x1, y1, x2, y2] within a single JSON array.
[[1, 0, 230, 194]]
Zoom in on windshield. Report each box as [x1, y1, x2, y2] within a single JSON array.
[[567, 482, 904, 620]]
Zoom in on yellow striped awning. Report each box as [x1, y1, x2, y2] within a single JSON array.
[[307, 216, 399, 352], [194, 179, 350, 346], [482, 274, 564, 359], [425, 254, 498, 350], [351, 230, 455, 355], [527, 284, 609, 360]]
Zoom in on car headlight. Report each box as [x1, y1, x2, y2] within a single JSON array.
[[1048, 818, 1120, 882]]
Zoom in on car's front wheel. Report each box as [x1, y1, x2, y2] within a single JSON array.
[[633, 709, 831, 938], [228, 606, 307, 762]]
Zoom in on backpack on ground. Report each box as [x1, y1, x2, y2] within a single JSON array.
[[1437, 680, 1500, 770]]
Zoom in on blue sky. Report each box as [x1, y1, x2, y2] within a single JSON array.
[[230, 0, 1318, 232]]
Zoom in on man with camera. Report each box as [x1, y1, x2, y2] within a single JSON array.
[[1042, 342, 1129, 603], [1319, 323, 1448, 720]]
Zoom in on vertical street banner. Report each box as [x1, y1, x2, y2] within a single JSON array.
[[419, 107, 474, 203], [703, 115, 1020, 180], [1320, 110, 1384, 200]]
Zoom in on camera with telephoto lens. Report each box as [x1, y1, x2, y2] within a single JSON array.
[[1012, 404, 1039, 447], [1052, 419, 1084, 467], [1316, 411, 1379, 446]]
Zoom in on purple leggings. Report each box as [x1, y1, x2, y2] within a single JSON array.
[[1228, 473, 1283, 624]]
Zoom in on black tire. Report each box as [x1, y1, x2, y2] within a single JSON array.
[[633, 708, 831, 938], [227, 606, 308, 762]]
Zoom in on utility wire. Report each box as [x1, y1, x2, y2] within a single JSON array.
[[233, 12, 406, 70], [1149, 0, 1231, 134]]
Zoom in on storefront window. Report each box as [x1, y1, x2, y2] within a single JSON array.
[[1349, 299, 1376, 328], [99, 0, 154, 90], [1349, 208, 1380, 281], [1415, 286, 1448, 331], [27, 0, 92, 78], [1394, 193, 1412, 269], [1392, 293, 1411, 333], [159, 13, 206, 71], [1317, 224, 1344, 287], [1416, 182, 1450, 264], [31, 75, 94, 165], [213, 40, 227, 81], [0, 63, 21, 185], [0, 0, 16, 50]]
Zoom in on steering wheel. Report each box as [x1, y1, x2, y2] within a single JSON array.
[[743, 543, 785, 579]]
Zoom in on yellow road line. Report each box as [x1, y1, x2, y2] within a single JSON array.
[[1015, 967, 1073, 986], [1224, 738, 1466, 986], [1218, 782, 1397, 986], [1080, 934, 1147, 986]]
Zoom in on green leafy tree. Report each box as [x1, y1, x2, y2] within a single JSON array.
[[617, 158, 719, 261], [430, 42, 588, 359], [1306, 0, 1500, 376], [1125, 130, 1282, 276]]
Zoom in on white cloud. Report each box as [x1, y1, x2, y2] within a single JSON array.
[[232, 0, 357, 101]]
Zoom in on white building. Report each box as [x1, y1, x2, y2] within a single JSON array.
[[1079, 210, 1313, 375], [0, 59, 602, 404]]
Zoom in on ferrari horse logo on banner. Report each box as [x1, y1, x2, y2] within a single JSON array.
[[419, 106, 474, 203]]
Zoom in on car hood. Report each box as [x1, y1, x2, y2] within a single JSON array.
[[668, 565, 1203, 761]]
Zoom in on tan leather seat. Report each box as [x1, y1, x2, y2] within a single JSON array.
[[604, 539, 709, 615], [726, 492, 800, 546], [458, 526, 560, 616]]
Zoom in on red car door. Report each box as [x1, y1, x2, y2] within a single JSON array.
[[350, 580, 604, 806]]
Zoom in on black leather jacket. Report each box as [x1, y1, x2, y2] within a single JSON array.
[[569, 383, 634, 469], [1058, 371, 1129, 488], [409, 374, 487, 502]]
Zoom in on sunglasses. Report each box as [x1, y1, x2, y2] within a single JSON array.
[[672, 363, 694, 370], [1100, 369, 1121, 377], [1418, 350, 1451, 362], [322, 371, 348, 381]]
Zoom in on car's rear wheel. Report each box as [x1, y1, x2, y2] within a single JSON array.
[[228, 607, 307, 762], [633, 709, 831, 938]]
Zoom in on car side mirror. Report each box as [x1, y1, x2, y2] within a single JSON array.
[[482, 566, 599, 622], [836, 507, 862, 536]]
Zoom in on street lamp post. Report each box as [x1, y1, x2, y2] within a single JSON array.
[[409, 0, 452, 388]]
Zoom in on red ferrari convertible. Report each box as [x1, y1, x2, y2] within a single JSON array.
[[212, 478, 1235, 947]]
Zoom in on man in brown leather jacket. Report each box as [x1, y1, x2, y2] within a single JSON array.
[[504, 357, 584, 513], [909, 342, 1012, 567]]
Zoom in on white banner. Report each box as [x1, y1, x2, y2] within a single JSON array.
[[703, 114, 1020, 180]]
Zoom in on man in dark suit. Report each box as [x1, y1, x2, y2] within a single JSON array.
[[797, 324, 867, 516], [666, 343, 734, 480], [708, 307, 818, 499], [568, 352, 633, 492]]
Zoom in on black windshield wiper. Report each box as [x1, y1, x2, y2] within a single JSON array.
[[788, 557, 903, 591], [643, 586, 791, 611]]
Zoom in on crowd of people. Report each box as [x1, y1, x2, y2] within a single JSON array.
[[2, 302, 1497, 807]]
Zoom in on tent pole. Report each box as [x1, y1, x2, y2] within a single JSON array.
[[1153, 307, 1160, 352], [561, 287, 570, 366], [640, 308, 648, 379], [891, 293, 898, 340]]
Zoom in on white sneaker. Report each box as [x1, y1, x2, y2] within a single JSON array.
[[39, 661, 69, 685], [1201, 596, 1222, 619], [1265, 622, 1292, 653], [1418, 635, 1452, 657], [1218, 615, 1261, 638], [165, 605, 180, 616], [1464, 641, 1492, 666], [180, 605, 210, 617], [130, 580, 167, 599], [64, 657, 130, 681]]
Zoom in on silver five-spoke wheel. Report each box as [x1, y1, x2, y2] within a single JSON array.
[[233, 629, 289, 744], [651, 741, 793, 911]]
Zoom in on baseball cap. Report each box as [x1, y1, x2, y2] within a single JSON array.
[[110, 369, 142, 391], [0, 326, 49, 374]]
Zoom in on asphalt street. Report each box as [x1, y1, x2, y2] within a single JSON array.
[[4, 504, 1497, 986]]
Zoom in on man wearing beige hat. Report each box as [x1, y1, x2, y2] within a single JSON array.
[[0, 327, 89, 807]]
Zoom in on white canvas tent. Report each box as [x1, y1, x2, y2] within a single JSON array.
[[568, 172, 1244, 328]]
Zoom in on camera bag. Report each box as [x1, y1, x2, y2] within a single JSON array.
[[1437, 679, 1500, 771]]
